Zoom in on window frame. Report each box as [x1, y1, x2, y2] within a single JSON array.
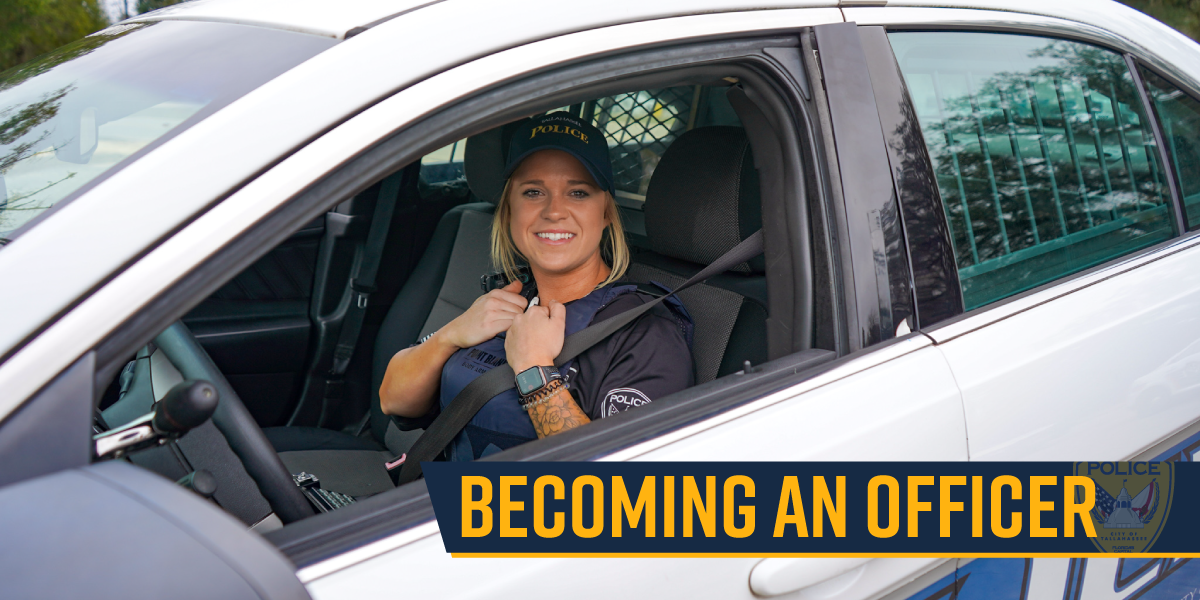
[[856, 13, 1200, 335], [1130, 58, 1200, 232], [0, 8, 848, 426], [806, 22, 919, 352], [857, 25, 963, 330], [67, 35, 835, 566]]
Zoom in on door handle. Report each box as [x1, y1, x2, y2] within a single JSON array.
[[749, 557, 872, 597]]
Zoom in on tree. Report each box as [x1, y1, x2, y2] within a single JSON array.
[[135, 0, 184, 16], [0, 0, 109, 73], [1119, 0, 1200, 41]]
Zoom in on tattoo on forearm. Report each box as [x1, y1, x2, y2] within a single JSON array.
[[526, 388, 591, 438]]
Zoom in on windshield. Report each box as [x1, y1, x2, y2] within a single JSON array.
[[0, 20, 335, 241]]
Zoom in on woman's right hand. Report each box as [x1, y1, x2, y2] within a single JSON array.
[[438, 279, 528, 349]]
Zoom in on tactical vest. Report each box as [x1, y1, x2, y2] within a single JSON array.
[[438, 282, 692, 461]]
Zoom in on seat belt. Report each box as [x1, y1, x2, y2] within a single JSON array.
[[395, 229, 764, 484], [324, 172, 404, 403]]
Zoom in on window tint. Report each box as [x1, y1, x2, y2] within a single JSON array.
[[1140, 67, 1200, 230], [890, 32, 1173, 309]]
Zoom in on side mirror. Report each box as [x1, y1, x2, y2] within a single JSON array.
[[94, 380, 218, 460]]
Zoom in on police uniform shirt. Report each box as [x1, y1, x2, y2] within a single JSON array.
[[406, 284, 695, 431], [562, 291, 695, 420]]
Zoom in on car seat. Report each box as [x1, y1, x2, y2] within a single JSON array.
[[631, 126, 768, 382]]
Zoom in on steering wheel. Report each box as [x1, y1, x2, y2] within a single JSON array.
[[154, 321, 314, 524]]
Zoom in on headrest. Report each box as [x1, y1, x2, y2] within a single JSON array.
[[643, 126, 763, 274], [463, 118, 529, 204]]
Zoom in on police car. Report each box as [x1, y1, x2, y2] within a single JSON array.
[[1, 0, 1199, 598]]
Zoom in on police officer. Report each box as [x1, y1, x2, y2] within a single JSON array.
[[379, 112, 694, 460]]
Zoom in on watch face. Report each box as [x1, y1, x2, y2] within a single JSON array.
[[516, 368, 545, 395]]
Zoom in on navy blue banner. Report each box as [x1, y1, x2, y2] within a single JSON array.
[[422, 461, 1195, 556]]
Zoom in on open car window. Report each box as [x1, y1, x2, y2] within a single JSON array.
[[97, 76, 783, 527]]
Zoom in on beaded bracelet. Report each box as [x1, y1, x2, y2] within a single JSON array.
[[518, 379, 566, 411]]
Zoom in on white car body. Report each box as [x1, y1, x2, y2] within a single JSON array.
[[1, 1, 1198, 599]]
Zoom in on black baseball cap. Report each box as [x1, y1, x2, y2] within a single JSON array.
[[503, 112, 615, 196]]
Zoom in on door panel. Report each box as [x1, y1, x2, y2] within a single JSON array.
[[306, 341, 967, 600], [627, 341, 963, 599], [634, 341, 966, 462], [937, 240, 1200, 460], [182, 219, 322, 426], [311, 537, 945, 600]]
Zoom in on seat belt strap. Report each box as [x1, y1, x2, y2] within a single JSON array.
[[329, 172, 404, 379], [395, 230, 764, 484]]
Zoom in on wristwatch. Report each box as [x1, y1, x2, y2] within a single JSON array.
[[515, 365, 561, 397]]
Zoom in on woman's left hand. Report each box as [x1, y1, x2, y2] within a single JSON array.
[[505, 300, 567, 373]]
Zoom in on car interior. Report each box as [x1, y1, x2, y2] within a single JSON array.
[[90, 57, 838, 530]]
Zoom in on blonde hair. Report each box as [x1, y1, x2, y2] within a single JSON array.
[[490, 180, 629, 289]]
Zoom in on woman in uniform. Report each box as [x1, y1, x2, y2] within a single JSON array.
[[379, 112, 694, 461]]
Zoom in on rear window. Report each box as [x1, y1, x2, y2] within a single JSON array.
[[0, 20, 335, 243]]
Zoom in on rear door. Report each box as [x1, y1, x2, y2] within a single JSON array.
[[852, 7, 1200, 600], [885, 27, 1187, 463]]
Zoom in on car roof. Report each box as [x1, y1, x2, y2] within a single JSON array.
[[884, 0, 1199, 65], [131, 0, 1187, 48], [127, 0, 434, 39]]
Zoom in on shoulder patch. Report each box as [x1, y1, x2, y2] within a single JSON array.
[[602, 387, 652, 417]]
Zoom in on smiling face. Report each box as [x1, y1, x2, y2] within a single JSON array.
[[507, 149, 611, 281]]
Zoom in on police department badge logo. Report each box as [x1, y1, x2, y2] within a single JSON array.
[[1074, 461, 1174, 553], [602, 388, 652, 418]]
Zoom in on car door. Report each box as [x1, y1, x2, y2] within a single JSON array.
[[0, 7, 965, 600], [296, 16, 967, 600], [848, 6, 1200, 600], [883, 27, 1188, 464]]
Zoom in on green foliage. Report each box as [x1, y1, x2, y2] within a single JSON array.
[[1120, 0, 1200, 41], [0, 0, 109, 73], [0, 22, 145, 228], [0, 24, 137, 92], [136, 0, 183, 16]]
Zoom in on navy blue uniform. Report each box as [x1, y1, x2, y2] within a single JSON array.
[[564, 291, 694, 420], [430, 282, 694, 461]]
